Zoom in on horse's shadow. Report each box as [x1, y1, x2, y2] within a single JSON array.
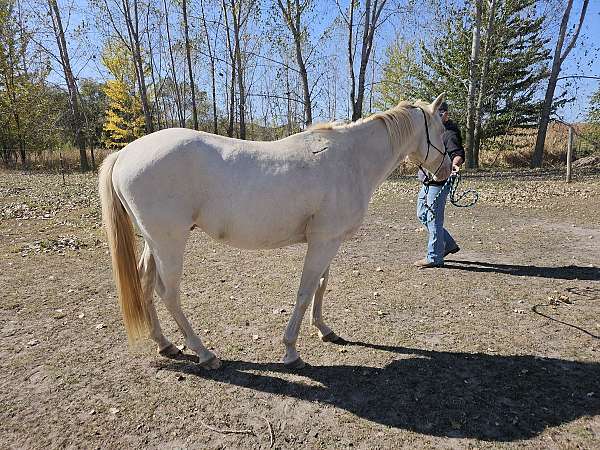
[[156, 340, 600, 441]]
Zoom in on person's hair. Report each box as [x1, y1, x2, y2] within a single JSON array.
[[439, 101, 449, 112]]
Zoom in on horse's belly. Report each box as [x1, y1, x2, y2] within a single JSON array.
[[219, 231, 306, 250], [197, 207, 310, 250]]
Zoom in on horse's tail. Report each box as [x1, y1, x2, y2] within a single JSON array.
[[99, 152, 149, 343]]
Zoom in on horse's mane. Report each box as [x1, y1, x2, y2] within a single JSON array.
[[308, 100, 430, 151]]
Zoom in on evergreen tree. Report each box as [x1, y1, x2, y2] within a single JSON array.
[[585, 87, 600, 153], [587, 87, 600, 124], [377, 0, 549, 167]]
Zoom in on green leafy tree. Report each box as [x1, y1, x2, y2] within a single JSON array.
[[376, 41, 422, 110], [101, 40, 145, 149], [80, 79, 109, 149], [0, 0, 63, 166]]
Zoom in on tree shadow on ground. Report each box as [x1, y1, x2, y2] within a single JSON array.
[[443, 260, 600, 281], [156, 341, 600, 441]]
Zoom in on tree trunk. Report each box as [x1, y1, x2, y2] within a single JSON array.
[[465, 0, 482, 169], [163, 0, 185, 127], [277, 0, 312, 126], [285, 65, 292, 134], [347, 0, 355, 119], [146, 7, 162, 129], [2, 47, 26, 167], [48, 0, 89, 171], [123, 0, 153, 133], [351, 0, 387, 121], [531, 0, 588, 168], [231, 0, 246, 139], [222, 0, 236, 137], [182, 0, 198, 130], [14, 110, 25, 167], [200, 0, 219, 134], [473, 0, 497, 166]]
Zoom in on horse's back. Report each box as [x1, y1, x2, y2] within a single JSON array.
[[111, 128, 338, 249]]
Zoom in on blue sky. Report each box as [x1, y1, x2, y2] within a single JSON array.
[[52, 0, 600, 124], [557, 0, 600, 122]]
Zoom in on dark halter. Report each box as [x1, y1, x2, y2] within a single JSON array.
[[417, 107, 448, 181]]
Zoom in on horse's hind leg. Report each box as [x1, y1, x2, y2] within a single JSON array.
[[152, 234, 221, 369], [137, 243, 177, 356], [310, 266, 332, 337], [309, 266, 345, 344], [283, 239, 341, 368]]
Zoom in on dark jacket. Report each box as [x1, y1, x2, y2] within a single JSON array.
[[418, 119, 465, 185]]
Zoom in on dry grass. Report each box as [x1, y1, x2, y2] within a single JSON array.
[[480, 122, 599, 168], [2, 148, 112, 173]]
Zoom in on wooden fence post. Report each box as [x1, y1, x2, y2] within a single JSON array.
[[59, 152, 66, 185], [566, 126, 573, 183]]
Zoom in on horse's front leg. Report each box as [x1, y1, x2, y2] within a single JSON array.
[[283, 239, 341, 368]]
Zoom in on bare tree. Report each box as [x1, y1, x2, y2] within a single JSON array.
[[121, 0, 154, 133], [181, 0, 198, 129], [472, 0, 498, 167], [230, 0, 253, 139], [146, 3, 163, 129], [222, 0, 237, 136], [103, 0, 154, 132], [162, 0, 185, 127], [276, 0, 312, 125], [339, 0, 388, 121], [465, 0, 482, 169], [221, 0, 255, 139], [200, 0, 219, 134], [531, 0, 589, 167], [48, 0, 89, 171]]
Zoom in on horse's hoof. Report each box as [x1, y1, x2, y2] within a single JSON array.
[[284, 357, 305, 370], [197, 354, 221, 370], [158, 343, 182, 358], [321, 331, 348, 345]]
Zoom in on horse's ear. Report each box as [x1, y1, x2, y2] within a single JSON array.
[[431, 93, 446, 112]]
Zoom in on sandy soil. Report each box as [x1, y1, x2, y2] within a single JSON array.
[[1, 170, 599, 449]]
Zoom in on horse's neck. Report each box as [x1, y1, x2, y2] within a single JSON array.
[[350, 117, 414, 191]]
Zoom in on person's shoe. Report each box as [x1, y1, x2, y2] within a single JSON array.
[[413, 258, 444, 268], [444, 245, 460, 258]]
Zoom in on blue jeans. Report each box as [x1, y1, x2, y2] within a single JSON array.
[[417, 183, 457, 265]]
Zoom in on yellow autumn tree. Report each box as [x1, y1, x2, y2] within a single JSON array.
[[101, 41, 145, 149]]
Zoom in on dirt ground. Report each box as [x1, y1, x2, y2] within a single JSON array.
[[1, 169, 599, 449]]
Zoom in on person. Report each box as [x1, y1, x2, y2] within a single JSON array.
[[414, 101, 465, 268]]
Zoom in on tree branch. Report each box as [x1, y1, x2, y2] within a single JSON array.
[[559, 0, 589, 65]]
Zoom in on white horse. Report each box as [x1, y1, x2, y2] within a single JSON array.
[[99, 94, 451, 369]]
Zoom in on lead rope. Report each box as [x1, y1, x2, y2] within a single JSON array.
[[419, 171, 479, 225]]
